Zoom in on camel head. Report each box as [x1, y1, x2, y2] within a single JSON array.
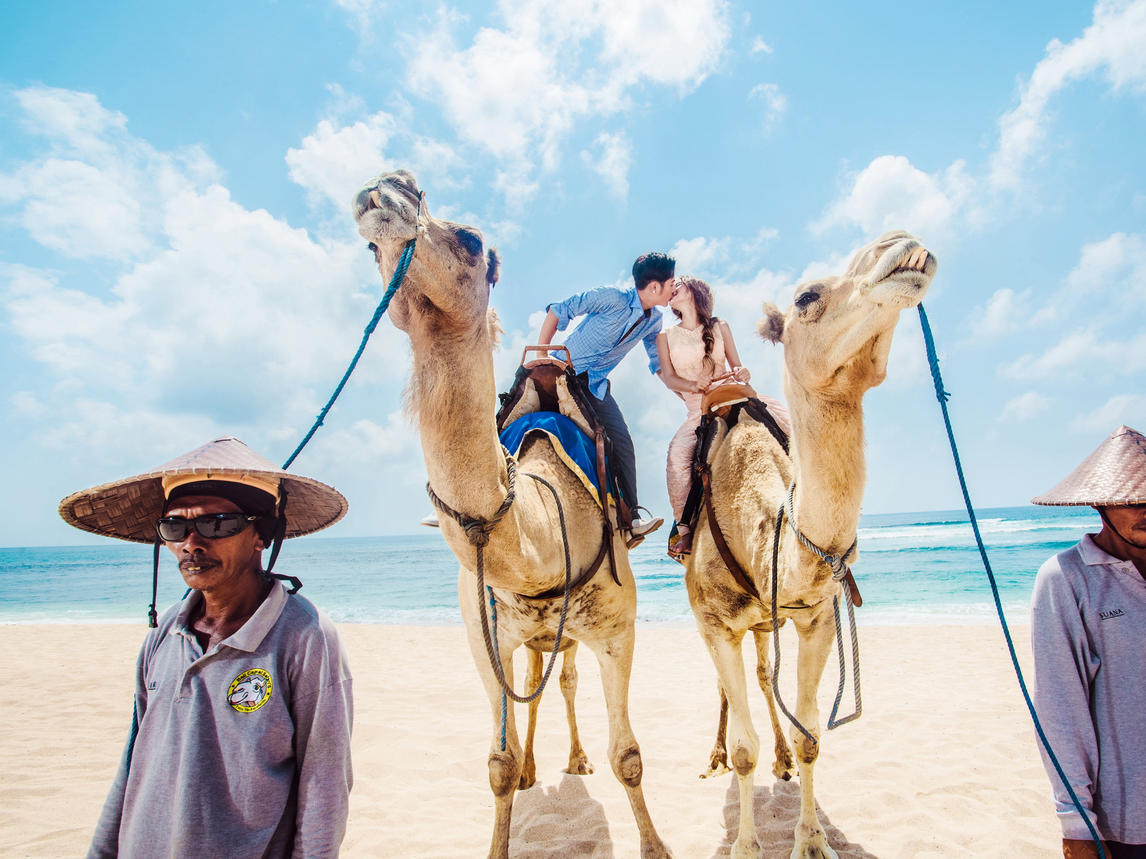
[[353, 170, 500, 336], [758, 230, 936, 396]]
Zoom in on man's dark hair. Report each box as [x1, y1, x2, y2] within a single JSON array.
[[632, 252, 676, 290]]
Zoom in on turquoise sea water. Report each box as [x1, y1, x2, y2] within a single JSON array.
[[0, 505, 1100, 626]]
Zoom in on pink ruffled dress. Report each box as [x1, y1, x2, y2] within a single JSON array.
[[664, 323, 726, 523]]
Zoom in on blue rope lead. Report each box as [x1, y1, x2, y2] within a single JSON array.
[[917, 304, 1105, 858], [282, 237, 417, 469]]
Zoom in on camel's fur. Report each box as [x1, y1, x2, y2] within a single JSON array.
[[355, 170, 669, 859], [687, 231, 937, 859]]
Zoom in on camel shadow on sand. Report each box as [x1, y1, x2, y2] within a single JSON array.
[[712, 776, 879, 859], [509, 774, 615, 858]]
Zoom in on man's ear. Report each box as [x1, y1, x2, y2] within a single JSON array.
[[757, 303, 785, 343]]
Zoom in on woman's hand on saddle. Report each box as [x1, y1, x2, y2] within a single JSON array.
[[731, 365, 750, 383]]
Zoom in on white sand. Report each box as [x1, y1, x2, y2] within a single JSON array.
[[0, 622, 1060, 857]]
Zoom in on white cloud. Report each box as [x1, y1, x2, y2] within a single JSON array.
[[814, 155, 973, 240], [968, 287, 1030, 340], [406, 0, 731, 201], [2, 85, 220, 262], [990, 0, 1146, 190], [1002, 327, 1146, 380], [1068, 393, 1146, 434], [748, 82, 787, 129], [2, 88, 411, 459], [999, 391, 1053, 423], [581, 131, 632, 200], [1065, 231, 1146, 299], [286, 112, 396, 210], [750, 36, 773, 54]]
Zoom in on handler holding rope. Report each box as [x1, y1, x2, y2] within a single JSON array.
[[1030, 425, 1146, 859]]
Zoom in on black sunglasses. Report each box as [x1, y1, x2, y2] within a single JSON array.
[[156, 513, 260, 542]]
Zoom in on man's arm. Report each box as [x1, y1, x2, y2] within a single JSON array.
[[1030, 560, 1102, 841], [88, 643, 151, 858], [292, 628, 354, 859], [642, 322, 662, 376], [536, 309, 559, 346]]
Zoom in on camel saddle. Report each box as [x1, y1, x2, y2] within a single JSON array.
[[495, 346, 624, 594]]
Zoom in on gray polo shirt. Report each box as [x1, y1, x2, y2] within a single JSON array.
[[89, 581, 353, 858], [1030, 534, 1146, 843]]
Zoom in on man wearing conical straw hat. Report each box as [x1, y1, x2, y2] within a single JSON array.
[[60, 436, 353, 858], [1030, 425, 1146, 859]]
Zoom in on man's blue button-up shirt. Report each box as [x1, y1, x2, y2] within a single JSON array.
[[548, 286, 663, 399]]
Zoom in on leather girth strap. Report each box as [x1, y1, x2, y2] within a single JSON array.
[[595, 425, 621, 586], [701, 469, 761, 601]]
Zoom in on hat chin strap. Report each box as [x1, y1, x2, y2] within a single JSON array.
[[265, 486, 302, 594], [1096, 508, 1146, 551], [148, 538, 161, 628]]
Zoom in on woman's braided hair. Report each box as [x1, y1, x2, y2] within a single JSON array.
[[671, 276, 719, 376]]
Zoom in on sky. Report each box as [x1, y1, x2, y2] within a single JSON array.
[[2, 0, 1145, 548]]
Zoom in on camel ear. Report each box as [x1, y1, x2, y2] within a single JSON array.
[[757, 303, 785, 343], [486, 248, 501, 287]]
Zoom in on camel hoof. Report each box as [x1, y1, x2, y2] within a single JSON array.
[[790, 830, 837, 859], [640, 836, 673, 858], [731, 837, 763, 859], [564, 753, 594, 775], [772, 758, 795, 781]]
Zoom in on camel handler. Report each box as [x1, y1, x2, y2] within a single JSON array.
[[1029, 425, 1146, 859], [59, 436, 353, 859], [536, 251, 676, 546]]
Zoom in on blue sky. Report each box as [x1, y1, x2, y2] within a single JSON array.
[[2, 0, 1145, 547]]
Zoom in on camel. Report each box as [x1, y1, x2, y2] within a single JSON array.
[[685, 231, 936, 858], [353, 170, 670, 859]]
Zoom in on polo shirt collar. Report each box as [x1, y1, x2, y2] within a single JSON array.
[[171, 580, 289, 653], [1078, 532, 1135, 569]]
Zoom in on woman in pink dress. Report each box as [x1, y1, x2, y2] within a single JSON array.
[[656, 276, 750, 560]]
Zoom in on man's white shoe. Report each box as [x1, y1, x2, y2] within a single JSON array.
[[420, 512, 440, 528], [629, 516, 664, 538]]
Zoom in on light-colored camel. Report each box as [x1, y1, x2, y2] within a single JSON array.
[[686, 231, 936, 858], [354, 170, 669, 859]]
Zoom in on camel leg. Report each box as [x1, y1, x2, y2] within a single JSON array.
[[752, 630, 796, 781], [559, 642, 594, 775], [519, 649, 542, 789], [701, 627, 761, 859], [788, 611, 839, 859], [699, 684, 731, 778], [459, 574, 525, 859], [585, 630, 671, 859]]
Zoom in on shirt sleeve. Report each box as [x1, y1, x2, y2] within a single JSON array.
[[87, 640, 152, 858], [290, 622, 354, 859], [643, 316, 662, 375], [1029, 555, 1101, 840], [547, 287, 620, 331]]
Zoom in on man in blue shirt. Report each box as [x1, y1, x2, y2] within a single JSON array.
[[536, 251, 676, 544]]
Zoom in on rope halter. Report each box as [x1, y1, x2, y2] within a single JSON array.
[[784, 482, 857, 582], [426, 447, 518, 547]]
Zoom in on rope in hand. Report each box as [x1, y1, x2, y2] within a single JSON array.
[[917, 303, 1106, 859]]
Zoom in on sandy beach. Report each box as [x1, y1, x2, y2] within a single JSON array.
[[0, 621, 1060, 857]]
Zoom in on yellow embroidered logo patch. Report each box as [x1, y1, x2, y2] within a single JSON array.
[[227, 668, 273, 713]]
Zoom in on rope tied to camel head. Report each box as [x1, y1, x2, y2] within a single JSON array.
[[783, 482, 857, 581], [426, 450, 518, 547]]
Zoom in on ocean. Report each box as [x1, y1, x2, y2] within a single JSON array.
[[0, 505, 1099, 627]]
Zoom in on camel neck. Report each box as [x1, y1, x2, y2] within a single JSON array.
[[411, 322, 509, 518], [786, 382, 866, 555]]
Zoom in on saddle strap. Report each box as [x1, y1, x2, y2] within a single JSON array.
[[595, 426, 620, 586], [701, 471, 761, 601]]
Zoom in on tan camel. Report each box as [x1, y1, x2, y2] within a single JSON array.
[[686, 231, 936, 859], [353, 170, 670, 859]]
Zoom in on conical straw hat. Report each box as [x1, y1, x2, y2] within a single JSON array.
[[59, 436, 347, 543], [1031, 425, 1146, 506]]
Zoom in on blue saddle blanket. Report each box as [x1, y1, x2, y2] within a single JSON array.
[[499, 412, 609, 508]]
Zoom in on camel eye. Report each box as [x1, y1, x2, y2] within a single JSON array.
[[795, 290, 819, 309]]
